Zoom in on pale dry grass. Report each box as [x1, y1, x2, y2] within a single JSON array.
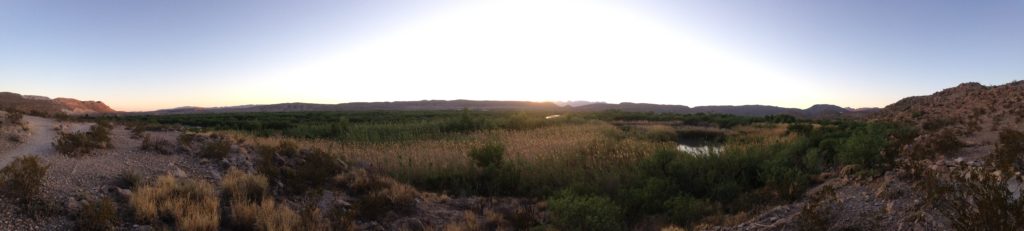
[[228, 198, 300, 231], [130, 175, 220, 231], [221, 167, 269, 202]]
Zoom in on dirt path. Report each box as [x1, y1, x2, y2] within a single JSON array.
[[0, 116, 61, 168]]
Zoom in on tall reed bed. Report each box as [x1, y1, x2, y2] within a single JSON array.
[[228, 121, 673, 196]]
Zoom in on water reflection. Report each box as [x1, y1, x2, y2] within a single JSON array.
[[676, 144, 723, 156]]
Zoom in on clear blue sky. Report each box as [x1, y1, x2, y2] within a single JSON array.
[[2, 0, 1022, 111]]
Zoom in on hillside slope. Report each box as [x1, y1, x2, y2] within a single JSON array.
[[0, 92, 116, 115]]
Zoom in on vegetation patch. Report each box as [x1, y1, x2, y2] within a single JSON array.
[[0, 156, 48, 203], [129, 175, 220, 231], [54, 121, 113, 156]]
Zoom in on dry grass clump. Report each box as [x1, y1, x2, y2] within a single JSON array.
[[222, 168, 268, 203], [221, 168, 313, 231], [130, 175, 220, 231], [228, 198, 300, 231]]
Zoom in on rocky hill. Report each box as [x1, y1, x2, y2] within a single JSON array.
[[0, 92, 116, 115]]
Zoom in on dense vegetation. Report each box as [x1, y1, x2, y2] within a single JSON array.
[[117, 110, 913, 229], [120, 110, 580, 142]]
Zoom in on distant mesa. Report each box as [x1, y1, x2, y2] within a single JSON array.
[[0, 92, 116, 115]]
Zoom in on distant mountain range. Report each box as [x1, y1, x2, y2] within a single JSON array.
[[0, 91, 881, 119], [0, 92, 115, 115], [145, 100, 878, 119]]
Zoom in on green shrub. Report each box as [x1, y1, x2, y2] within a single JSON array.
[[0, 156, 48, 203], [664, 195, 716, 226], [469, 143, 505, 168], [199, 138, 231, 159], [836, 124, 892, 171], [548, 191, 623, 231], [77, 197, 118, 231]]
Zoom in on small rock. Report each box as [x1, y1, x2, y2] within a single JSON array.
[[116, 188, 133, 199], [65, 198, 82, 213], [172, 167, 188, 178]]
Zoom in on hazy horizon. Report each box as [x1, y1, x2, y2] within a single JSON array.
[[3, 0, 1022, 111]]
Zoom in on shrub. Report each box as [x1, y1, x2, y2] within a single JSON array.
[[77, 197, 118, 231], [54, 124, 114, 156], [88, 123, 113, 148], [222, 168, 269, 203], [228, 198, 300, 231], [130, 175, 220, 230], [664, 195, 716, 226], [354, 182, 419, 219], [0, 156, 48, 203], [178, 133, 197, 146], [285, 148, 345, 194], [55, 132, 95, 156], [548, 191, 623, 231], [994, 129, 1024, 171], [469, 142, 505, 168], [199, 138, 231, 159], [937, 169, 1024, 230], [141, 134, 175, 155], [4, 112, 23, 125], [836, 124, 894, 171], [116, 170, 142, 189]]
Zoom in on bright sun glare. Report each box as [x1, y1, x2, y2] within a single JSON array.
[[252, 1, 821, 107]]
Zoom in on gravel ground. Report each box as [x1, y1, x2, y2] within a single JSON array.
[[0, 116, 215, 230]]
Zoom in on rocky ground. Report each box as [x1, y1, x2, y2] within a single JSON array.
[[0, 115, 546, 230]]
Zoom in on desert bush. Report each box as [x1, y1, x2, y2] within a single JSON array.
[[4, 112, 23, 125], [548, 191, 623, 231], [77, 197, 118, 231], [936, 169, 1024, 230], [286, 148, 345, 194], [354, 182, 419, 219], [89, 122, 113, 148], [994, 129, 1024, 171], [787, 123, 814, 135], [222, 168, 269, 203], [116, 170, 142, 189], [199, 138, 231, 159], [177, 133, 197, 146], [834, 123, 914, 173], [228, 198, 300, 231], [442, 109, 494, 133], [257, 142, 345, 195], [664, 195, 716, 227], [54, 123, 114, 156], [140, 134, 175, 154], [130, 175, 220, 230], [55, 132, 95, 156], [469, 142, 505, 168], [0, 156, 48, 203]]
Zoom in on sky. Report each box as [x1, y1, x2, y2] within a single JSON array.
[[1, 0, 1022, 111]]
